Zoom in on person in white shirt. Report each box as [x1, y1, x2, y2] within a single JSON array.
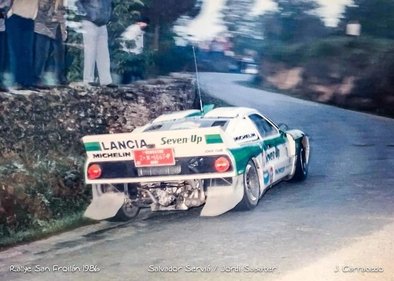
[[120, 17, 150, 55], [119, 17, 149, 83], [76, 0, 116, 87]]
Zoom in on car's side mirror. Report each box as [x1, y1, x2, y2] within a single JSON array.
[[278, 123, 289, 132]]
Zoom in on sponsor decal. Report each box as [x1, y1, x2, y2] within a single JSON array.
[[93, 152, 132, 159], [266, 151, 276, 162], [234, 133, 257, 142], [84, 142, 101, 152], [275, 167, 285, 174], [161, 134, 203, 145], [101, 139, 148, 150], [265, 147, 280, 162], [204, 148, 224, 154], [263, 171, 270, 185], [269, 167, 274, 184], [205, 134, 223, 144]]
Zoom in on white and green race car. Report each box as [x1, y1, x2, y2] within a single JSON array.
[[82, 107, 310, 221]]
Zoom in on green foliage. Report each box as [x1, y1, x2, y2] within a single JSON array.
[[151, 29, 195, 74], [262, 36, 394, 65], [65, 24, 84, 82], [109, 0, 145, 74], [143, 0, 197, 25], [353, 48, 394, 104], [342, 0, 394, 39], [262, 41, 307, 66], [263, 0, 327, 43], [308, 41, 338, 58], [0, 152, 89, 238]]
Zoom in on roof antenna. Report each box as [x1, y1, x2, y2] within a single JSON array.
[[192, 44, 204, 112]]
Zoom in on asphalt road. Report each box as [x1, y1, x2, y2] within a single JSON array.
[[1, 73, 394, 281]]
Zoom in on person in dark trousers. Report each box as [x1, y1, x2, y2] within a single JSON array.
[[0, 0, 11, 92], [34, 0, 67, 87], [76, 0, 117, 87], [6, 0, 39, 90]]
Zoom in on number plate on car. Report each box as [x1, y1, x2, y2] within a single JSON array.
[[133, 148, 175, 167]]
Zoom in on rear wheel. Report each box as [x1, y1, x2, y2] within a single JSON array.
[[104, 184, 140, 221], [112, 202, 140, 221], [236, 160, 260, 211]]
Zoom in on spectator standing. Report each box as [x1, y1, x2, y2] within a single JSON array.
[[120, 17, 150, 55], [34, 0, 68, 87], [76, 0, 116, 87], [6, 0, 39, 89], [0, 0, 11, 92], [119, 17, 149, 83]]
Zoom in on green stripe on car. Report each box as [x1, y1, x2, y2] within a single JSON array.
[[229, 145, 261, 175], [205, 134, 223, 144], [263, 135, 287, 148], [84, 142, 102, 152]]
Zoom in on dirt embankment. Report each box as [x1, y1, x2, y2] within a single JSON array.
[[0, 74, 197, 237], [258, 38, 394, 117]]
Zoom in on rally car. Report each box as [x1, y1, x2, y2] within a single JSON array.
[[82, 106, 310, 221]]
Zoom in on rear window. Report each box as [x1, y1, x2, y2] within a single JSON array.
[[143, 119, 228, 132]]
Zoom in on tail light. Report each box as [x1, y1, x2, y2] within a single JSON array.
[[87, 164, 102, 179], [214, 156, 230, 173]]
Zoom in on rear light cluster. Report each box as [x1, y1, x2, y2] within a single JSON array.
[[87, 164, 102, 179], [214, 156, 231, 173]]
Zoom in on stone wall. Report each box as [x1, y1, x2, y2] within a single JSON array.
[[0, 74, 197, 156]]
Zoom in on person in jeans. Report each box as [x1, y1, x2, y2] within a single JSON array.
[[6, 0, 39, 90], [0, 0, 11, 92], [76, 0, 116, 87], [34, 0, 68, 87]]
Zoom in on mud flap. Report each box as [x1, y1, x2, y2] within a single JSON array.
[[200, 175, 244, 216], [84, 185, 125, 220]]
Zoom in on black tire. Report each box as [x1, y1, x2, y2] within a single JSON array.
[[292, 141, 309, 181], [110, 202, 140, 222], [236, 160, 261, 211]]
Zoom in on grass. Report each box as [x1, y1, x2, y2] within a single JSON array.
[[0, 212, 96, 251]]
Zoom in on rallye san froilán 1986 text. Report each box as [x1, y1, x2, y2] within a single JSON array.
[[9, 264, 101, 273]]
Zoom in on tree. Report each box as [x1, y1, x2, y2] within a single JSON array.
[[264, 0, 326, 43], [221, 0, 266, 55], [223, 0, 256, 35], [143, 0, 199, 50], [108, 0, 146, 78], [342, 0, 394, 39]]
